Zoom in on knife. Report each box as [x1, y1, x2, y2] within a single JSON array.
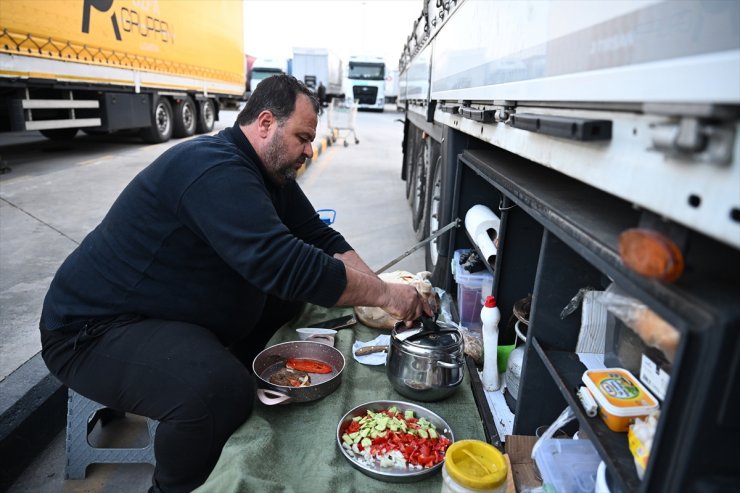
[[354, 345, 389, 356]]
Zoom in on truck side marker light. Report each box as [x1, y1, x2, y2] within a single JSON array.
[[618, 228, 684, 282]]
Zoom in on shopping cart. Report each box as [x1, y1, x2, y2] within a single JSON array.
[[327, 99, 359, 147]]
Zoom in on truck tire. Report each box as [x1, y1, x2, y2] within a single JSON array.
[[173, 96, 197, 138], [425, 154, 444, 273], [195, 99, 216, 134], [39, 128, 78, 141], [404, 128, 417, 204], [140, 97, 173, 143], [411, 137, 429, 240]]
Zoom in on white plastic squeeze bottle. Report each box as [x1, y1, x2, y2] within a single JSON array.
[[481, 295, 501, 391]]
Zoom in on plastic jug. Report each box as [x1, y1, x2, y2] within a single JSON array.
[[504, 320, 528, 404], [481, 295, 501, 391]]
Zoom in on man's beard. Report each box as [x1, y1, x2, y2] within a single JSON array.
[[263, 127, 304, 185]]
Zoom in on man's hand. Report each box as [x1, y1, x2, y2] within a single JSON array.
[[380, 282, 434, 321], [335, 256, 434, 322]]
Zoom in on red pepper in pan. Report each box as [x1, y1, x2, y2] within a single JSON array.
[[286, 358, 333, 374]]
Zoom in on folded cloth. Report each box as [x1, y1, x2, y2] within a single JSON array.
[[352, 335, 391, 365]]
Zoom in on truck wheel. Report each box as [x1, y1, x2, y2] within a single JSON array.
[[195, 99, 216, 134], [40, 128, 78, 141], [140, 97, 173, 143], [173, 96, 197, 138], [411, 138, 429, 240], [425, 155, 443, 273], [404, 128, 417, 204], [425, 152, 451, 288]]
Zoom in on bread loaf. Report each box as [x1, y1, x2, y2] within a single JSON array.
[[354, 271, 439, 329]]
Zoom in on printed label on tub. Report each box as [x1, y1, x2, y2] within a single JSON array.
[[601, 375, 640, 399], [587, 369, 657, 408]]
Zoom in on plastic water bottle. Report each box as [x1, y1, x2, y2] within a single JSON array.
[[481, 295, 501, 391]]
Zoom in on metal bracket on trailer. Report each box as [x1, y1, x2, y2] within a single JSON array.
[[509, 113, 612, 141], [459, 107, 497, 124], [439, 104, 460, 114]]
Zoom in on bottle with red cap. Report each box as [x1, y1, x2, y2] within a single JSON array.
[[481, 295, 501, 391]]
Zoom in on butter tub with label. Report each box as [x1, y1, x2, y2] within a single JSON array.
[[582, 368, 659, 432]]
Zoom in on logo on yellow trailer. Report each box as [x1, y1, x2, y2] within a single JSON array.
[[81, 0, 173, 43]]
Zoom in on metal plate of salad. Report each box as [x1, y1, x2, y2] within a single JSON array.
[[336, 400, 454, 482]]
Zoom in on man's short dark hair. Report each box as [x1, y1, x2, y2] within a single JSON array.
[[237, 74, 321, 126]]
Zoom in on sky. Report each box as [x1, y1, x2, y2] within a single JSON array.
[[243, 0, 422, 69]]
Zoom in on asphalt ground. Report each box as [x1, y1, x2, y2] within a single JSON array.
[[3, 104, 425, 492]]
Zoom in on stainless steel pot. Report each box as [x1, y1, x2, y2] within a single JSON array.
[[253, 341, 345, 405], [386, 320, 465, 402]]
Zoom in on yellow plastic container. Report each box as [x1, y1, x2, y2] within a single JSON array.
[[582, 368, 659, 432], [442, 440, 507, 493]]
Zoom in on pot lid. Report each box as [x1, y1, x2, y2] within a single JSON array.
[[405, 329, 462, 349]]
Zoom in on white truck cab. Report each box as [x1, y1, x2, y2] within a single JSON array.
[[250, 57, 292, 91], [343, 55, 386, 111]]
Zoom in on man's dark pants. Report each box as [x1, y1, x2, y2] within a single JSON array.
[[40, 296, 302, 492]]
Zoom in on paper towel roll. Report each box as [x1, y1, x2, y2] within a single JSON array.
[[465, 205, 500, 263], [477, 231, 497, 265]]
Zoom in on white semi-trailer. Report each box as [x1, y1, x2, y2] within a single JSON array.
[[398, 1, 739, 492], [291, 47, 343, 99]]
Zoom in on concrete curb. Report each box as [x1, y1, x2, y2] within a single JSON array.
[[0, 353, 66, 490]]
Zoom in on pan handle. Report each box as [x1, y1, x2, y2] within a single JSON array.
[[257, 389, 292, 406], [307, 334, 335, 346]]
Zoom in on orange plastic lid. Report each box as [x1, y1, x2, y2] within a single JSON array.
[[582, 368, 658, 416]]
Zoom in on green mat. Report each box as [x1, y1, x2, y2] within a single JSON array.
[[195, 304, 485, 493]]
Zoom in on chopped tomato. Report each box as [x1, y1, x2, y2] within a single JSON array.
[[286, 358, 333, 374], [365, 429, 450, 468]]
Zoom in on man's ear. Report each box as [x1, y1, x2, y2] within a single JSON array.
[[256, 110, 274, 138]]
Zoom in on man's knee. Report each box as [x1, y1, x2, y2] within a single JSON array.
[[206, 368, 255, 435], [168, 364, 255, 437]]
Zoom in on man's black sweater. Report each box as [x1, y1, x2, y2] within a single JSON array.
[[41, 124, 351, 333]]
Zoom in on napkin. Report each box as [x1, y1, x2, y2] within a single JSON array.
[[352, 334, 391, 366]]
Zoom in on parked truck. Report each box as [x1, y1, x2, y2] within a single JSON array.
[[291, 47, 343, 100], [249, 57, 292, 92], [343, 55, 386, 111], [0, 0, 246, 143], [399, 1, 739, 492], [385, 68, 400, 105]]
